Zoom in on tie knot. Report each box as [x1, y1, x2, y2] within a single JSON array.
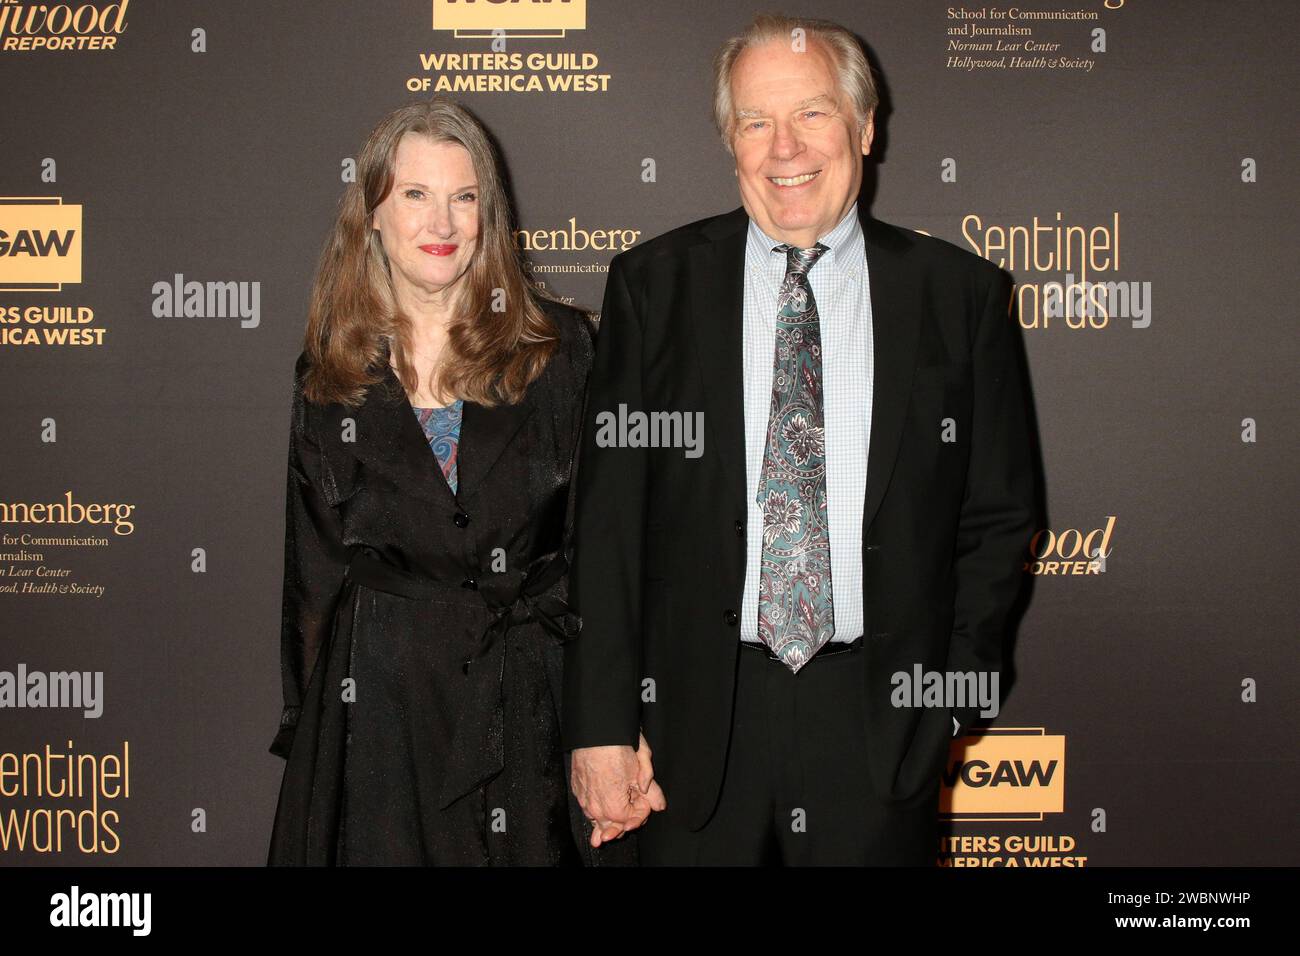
[[776, 242, 828, 278]]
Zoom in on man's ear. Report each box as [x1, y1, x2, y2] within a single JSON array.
[[861, 111, 875, 156]]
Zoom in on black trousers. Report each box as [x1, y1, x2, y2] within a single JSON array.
[[638, 640, 941, 866]]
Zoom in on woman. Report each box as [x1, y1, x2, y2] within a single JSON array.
[[266, 97, 631, 865]]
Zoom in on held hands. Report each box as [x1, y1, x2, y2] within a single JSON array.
[[571, 732, 667, 847]]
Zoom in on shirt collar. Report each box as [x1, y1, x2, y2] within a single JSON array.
[[745, 201, 864, 282]]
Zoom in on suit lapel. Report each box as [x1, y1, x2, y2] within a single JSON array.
[[860, 209, 923, 532], [689, 207, 750, 508], [456, 395, 534, 502], [320, 361, 447, 508], [690, 203, 921, 535], [327, 350, 535, 508]]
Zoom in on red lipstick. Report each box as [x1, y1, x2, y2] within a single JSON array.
[[419, 244, 458, 256]]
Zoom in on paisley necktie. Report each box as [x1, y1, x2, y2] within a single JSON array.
[[756, 242, 834, 673]]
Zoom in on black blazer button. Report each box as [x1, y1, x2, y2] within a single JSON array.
[[453, 511, 470, 528], [723, 609, 739, 626], [461, 577, 477, 590], [461, 658, 472, 675], [734, 520, 744, 537]]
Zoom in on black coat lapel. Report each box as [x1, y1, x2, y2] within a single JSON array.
[[328, 343, 537, 507], [860, 210, 923, 533], [316, 362, 449, 508], [455, 395, 534, 503], [688, 206, 750, 508]]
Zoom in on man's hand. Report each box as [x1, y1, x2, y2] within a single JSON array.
[[571, 732, 667, 847]]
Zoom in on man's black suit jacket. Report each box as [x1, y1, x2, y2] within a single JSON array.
[[563, 202, 1036, 832]]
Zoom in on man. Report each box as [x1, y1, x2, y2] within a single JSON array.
[[564, 14, 1036, 865]]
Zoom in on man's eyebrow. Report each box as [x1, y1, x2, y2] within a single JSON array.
[[734, 94, 834, 118]]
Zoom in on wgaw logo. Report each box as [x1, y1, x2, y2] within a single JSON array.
[[0, 197, 82, 291], [940, 728, 1065, 821], [432, 0, 586, 37]]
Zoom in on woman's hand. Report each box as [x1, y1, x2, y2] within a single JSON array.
[[572, 731, 667, 846]]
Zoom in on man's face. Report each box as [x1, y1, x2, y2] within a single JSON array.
[[371, 133, 479, 303], [729, 38, 873, 248]]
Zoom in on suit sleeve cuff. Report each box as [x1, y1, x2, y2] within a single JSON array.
[[268, 705, 301, 759]]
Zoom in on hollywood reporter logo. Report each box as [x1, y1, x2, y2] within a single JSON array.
[[0, 1, 131, 52], [1025, 515, 1115, 576]]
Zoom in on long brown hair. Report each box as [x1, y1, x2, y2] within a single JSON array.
[[301, 97, 559, 408]]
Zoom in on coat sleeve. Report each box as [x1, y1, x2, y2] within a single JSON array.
[[946, 268, 1036, 736], [548, 304, 642, 864], [561, 255, 645, 751], [559, 308, 599, 574], [268, 357, 351, 759]]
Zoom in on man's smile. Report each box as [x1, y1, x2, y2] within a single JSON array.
[[767, 169, 821, 188]]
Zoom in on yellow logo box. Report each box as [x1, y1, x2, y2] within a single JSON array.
[[433, 0, 587, 31], [0, 198, 82, 289], [941, 730, 1065, 817]]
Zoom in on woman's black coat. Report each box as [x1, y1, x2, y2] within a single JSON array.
[[267, 298, 632, 865]]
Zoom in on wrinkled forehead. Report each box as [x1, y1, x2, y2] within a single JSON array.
[[730, 41, 842, 116], [391, 135, 475, 177]]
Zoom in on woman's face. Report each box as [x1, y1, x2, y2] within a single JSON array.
[[371, 133, 480, 305]]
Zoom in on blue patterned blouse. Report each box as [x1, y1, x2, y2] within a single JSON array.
[[411, 399, 464, 494]]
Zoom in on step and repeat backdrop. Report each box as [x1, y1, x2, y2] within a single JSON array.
[[0, 0, 1295, 866]]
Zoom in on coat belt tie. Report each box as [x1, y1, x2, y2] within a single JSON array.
[[343, 547, 581, 809]]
